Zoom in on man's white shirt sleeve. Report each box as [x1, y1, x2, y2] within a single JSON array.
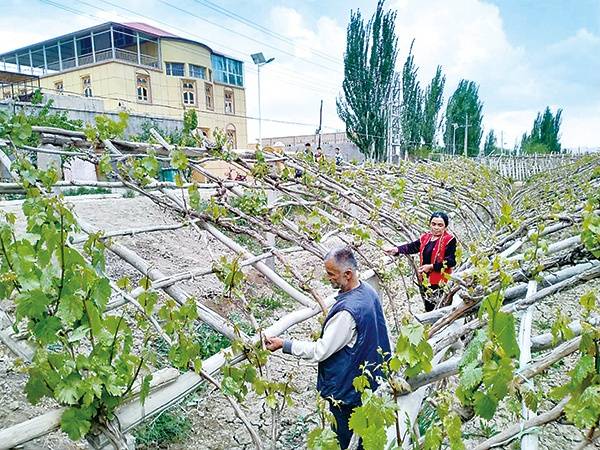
[[283, 311, 356, 363]]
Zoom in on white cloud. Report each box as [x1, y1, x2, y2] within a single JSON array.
[[390, 0, 544, 146], [242, 6, 346, 142], [1, 0, 597, 148]]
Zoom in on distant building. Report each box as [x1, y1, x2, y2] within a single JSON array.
[[0, 22, 247, 147], [261, 132, 364, 161]]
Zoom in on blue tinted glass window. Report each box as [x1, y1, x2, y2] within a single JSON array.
[[189, 64, 205, 79], [211, 54, 243, 87], [166, 62, 184, 76]]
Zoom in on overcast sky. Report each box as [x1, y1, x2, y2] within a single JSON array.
[[1, 0, 599, 149]]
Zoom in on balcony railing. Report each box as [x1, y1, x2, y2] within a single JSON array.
[[8, 49, 160, 76]]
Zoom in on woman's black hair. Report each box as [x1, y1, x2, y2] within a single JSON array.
[[430, 211, 449, 227]]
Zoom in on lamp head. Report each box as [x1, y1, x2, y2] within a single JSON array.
[[251, 52, 266, 64]]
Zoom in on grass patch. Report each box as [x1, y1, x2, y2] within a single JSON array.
[[249, 289, 293, 321], [0, 193, 26, 201], [63, 186, 112, 196], [196, 322, 231, 359], [134, 409, 192, 448]]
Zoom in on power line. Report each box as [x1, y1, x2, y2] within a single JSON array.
[[157, 0, 342, 73], [34, 84, 333, 130], [186, 0, 343, 66], [105, 0, 342, 74], [22, 1, 352, 137], [89, 0, 342, 92], [36, 0, 341, 95]]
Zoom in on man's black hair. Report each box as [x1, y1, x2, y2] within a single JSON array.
[[324, 246, 358, 272], [305, 142, 311, 146], [430, 211, 449, 227]]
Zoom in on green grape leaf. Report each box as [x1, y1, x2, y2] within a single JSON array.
[[473, 391, 498, 420], [32, 316, 62, 344], [459, 361, 483, 390], [15, 289, 52, 321], [492, 311, 519, 359], [579, 290, 597, 315], [307, 427, 340, 450], [56, 294, 84, 326], [61, 407, 93, 440], [170, 149, 188, 171], [25, 369, 51, 404]]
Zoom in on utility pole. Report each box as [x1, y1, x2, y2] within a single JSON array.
[[501, 130, 504, 156], [463, 114, 469, 157], [316, 99, 323, 148], [452, 123, 458, 156]]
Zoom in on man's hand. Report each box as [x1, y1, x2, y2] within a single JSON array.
[[264, 336, 284, 352], [418, 264, 434, 274], [383, 245, 399, 256]]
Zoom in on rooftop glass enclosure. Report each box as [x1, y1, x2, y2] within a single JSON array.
[[0, 23, 160, 76]]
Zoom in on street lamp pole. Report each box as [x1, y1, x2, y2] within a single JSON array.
[[257, 63, 263, 149], [251, 52, 275, 149]]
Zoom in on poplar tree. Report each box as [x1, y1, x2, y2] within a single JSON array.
[[421, 65, 446, 148], [399, 42, 422, 156], [444, 80, 484, 156], [337, 0, 398, 161], [483, 129, 497, 156], [521, 107, 562, 154]]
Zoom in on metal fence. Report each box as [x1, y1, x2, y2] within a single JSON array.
[[475, 155, 581, 181]]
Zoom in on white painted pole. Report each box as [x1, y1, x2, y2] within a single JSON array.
[[258, 63, 262, 149], [519, 280, 539, 450]]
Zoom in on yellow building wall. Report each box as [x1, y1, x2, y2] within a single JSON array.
[[38, 39, 248, 147]]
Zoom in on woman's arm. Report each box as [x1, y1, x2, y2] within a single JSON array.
[[397, 238, 421, 255]]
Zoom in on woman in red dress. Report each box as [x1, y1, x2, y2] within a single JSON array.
[[384, 212, 457, 312]]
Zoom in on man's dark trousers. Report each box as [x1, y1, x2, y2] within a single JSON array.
[[329, 402, 363, 450]]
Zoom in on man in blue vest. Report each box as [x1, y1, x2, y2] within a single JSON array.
[[265, 247, 391, 449]]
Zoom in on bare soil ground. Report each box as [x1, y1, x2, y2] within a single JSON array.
[[1, 194, 598, 449]]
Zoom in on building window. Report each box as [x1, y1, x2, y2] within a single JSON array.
[[82, 75, 92, 97], [54, 81, 64, 93], [211, 54, 243, 87], [224, 88, 234, 114], [204, 83, 213, 110], [166, 62, 185, 76], [189, 64, 206, 79], [182, 80, 196, 105], [226, 124, 237, 148], [136, 74, 151, 102]]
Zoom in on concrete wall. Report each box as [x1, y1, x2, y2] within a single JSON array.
[[262, 132, 365, 162], [0, 98, 184, 138]]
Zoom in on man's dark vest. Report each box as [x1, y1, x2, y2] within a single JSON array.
[[316, 282, 391, 406]]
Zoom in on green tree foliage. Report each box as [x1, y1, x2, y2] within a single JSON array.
[[483, 129, 497, 156], [444, 80, 484, 156], [421, 65, 446, 148], [337, 0, 398, 161], [521, 106, 562, 154], [400, 41, 422, 155]]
